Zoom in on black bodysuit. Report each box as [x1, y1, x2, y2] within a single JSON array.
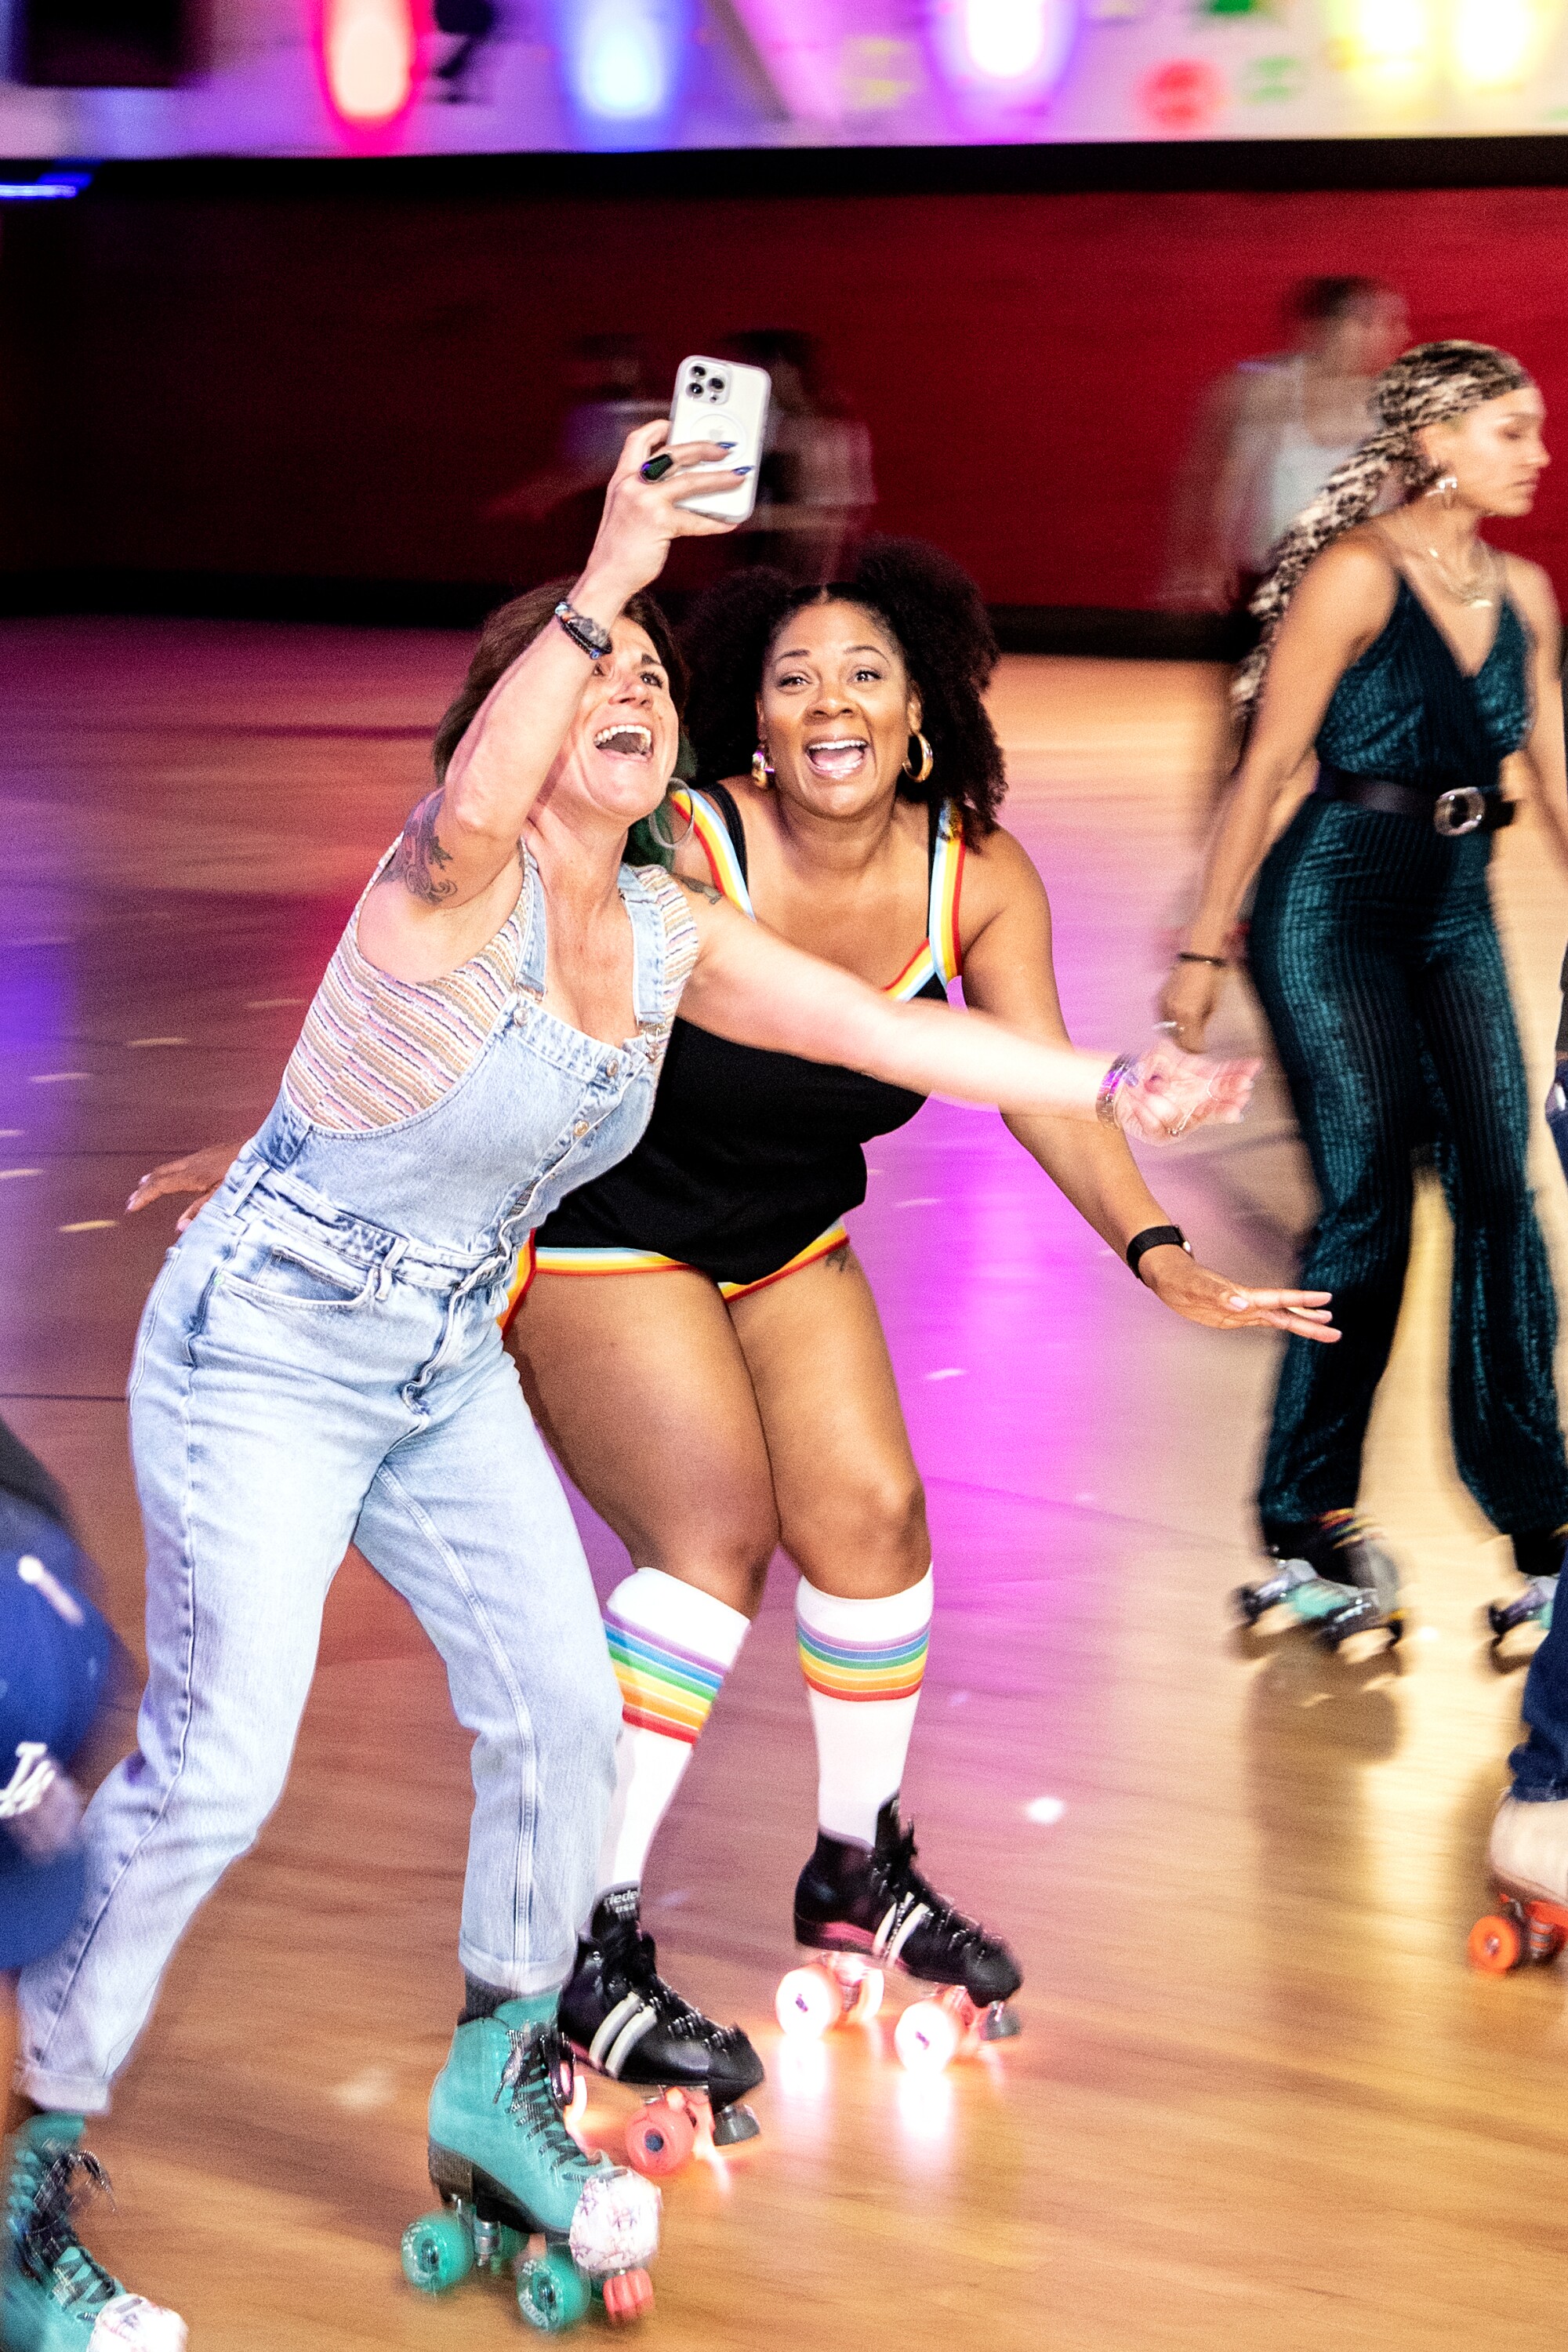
[[524, 784, 966, 1293]]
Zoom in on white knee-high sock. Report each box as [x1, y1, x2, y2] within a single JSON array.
[[596, 1568, 750, 1900], [796, 1570, 934, 1846]]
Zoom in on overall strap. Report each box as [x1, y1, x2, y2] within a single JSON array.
[[676, 784, 754, 916]]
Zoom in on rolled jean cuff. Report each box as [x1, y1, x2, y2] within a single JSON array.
[[1507, 1736, 1568, 1802], [456, 1941, 569, 2001], [15, 2060, 113, 2118]]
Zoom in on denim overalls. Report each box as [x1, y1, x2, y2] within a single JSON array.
[[20, 853, 685, 2113]]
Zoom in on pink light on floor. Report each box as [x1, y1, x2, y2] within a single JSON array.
[[321, 0, 419, 129]]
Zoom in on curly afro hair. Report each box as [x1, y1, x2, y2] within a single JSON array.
[[681, 538, 1005, 846]]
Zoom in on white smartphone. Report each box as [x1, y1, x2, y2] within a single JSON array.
[[666, 354, 771, 524]]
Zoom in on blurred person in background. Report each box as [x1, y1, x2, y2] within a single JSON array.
[[1163, 276, 1410, 616], [1160, 343, 1568, 1679], [488, 333, 665, 550], [1, 1416, 187, 2348], [727, 330, 876, 585]]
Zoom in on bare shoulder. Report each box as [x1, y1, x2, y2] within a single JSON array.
[[1501, 551, 1559, 628], [955, 822, 1050, 936], [1293, 526, 1399, 622]]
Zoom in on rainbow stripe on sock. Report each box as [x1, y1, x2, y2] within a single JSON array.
[[605, 1613, 727, 1745], [797, 1618, 929, 1704]]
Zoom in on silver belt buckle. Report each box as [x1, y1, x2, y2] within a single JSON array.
[[1434, 786, 1485, 837]]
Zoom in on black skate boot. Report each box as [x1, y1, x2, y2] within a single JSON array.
[[1486, 1528, 1563, 1643], [1237, 1511, 1403, 1650], [791, 1799, 1022, 2053], [559, 1888, 763, 2169]]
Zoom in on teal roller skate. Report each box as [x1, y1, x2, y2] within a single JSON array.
[[1235, 1512, 1403, 1652], [401, 1992, 659, 2331], [2, 2112, 187, 2350]]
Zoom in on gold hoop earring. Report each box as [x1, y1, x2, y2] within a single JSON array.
[[902, 731, 934, 785], [646, 792, 695, 853], [751, 746, 774, 789]]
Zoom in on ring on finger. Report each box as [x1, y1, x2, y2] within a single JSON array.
[[639, 454, 675, 482]]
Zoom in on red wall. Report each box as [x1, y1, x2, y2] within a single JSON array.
[[5, 180, 1568, 608]]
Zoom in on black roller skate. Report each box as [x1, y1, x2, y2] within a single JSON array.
[[779, 1799, 1022, 2074], [1235, 1511, 1403, 1651], [1485, 1529, 1563, 1645], [558, 1888, 764, 2177]]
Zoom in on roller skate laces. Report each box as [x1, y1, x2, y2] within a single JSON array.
[[3, 2118, 187, 2348], [796, 1802, 1022, 2005], [493, 2023, 604, 2191]]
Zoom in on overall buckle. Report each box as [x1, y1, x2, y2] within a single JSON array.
[[1433, 786, 1486, 837]]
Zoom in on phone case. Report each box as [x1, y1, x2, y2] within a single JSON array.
[[667, 355, 771, 524]]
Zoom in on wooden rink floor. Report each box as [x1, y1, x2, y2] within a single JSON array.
[[4, 619, 1568, 2349]]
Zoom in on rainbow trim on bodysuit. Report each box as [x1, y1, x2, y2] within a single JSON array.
[[797, 1619, 930, 1704], [606, 1610, 728, 1744], [502, 1219, 850, 1325]]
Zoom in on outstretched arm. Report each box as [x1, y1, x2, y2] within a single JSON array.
[[674, 880, 1253, 1140], [958, 831, 1335, 1341]]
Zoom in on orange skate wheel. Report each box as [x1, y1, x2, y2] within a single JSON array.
[[776, 1963, 838, 2038], [601, 2267, 655, 2324], [1468, 1912, 1523, 1974], [894, 1998, 962, 2074], [623, 2100, 695, 2180]]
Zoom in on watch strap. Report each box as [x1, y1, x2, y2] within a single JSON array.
[[1127, 1224, 1191, 1280]]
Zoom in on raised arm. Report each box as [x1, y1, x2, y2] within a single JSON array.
[[358, 422, 745, 978], [673, 878, 1254, 1140], [1160, 533, 1397, 1050]]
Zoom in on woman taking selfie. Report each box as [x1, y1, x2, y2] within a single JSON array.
[[22, 421, 1254, 2328], [1162, 340, 1568, 1678]]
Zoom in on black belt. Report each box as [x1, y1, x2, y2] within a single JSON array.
[[1313, 764, 1514, 836]]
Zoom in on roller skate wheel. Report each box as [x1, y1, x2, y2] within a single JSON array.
[[776, 1962, 838, 2038], [401, 2208, 474, 2293], [515, 2246, 593, 2332], [601, 2267, 655, 2325], [895, 1998, 961, 2074], [1233, 1584, 1267, 1627], [624, 2100, 696, 2180], [1468, 1912, 1523, 1974]]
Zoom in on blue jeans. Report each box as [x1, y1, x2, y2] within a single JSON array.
[[17, 1184, 620, 2113]]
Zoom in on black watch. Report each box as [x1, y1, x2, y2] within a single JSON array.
[[1127, 1224, 1191, 1282], [554, 601, 614, 659]]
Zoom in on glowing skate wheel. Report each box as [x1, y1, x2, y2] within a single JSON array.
[[624, 2100, 696, 2179], [515, 2246, 592, 2332], [842, 1963, 884, 2024], [895, 1998, 961, 2074], [401, 2208, 474, 2292], [776, 1963, 838, 2038], [1468, 1912, 1523, 1974], [601, 2266, 655, 2324]]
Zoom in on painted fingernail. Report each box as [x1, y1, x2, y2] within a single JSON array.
[[733, 464, 752, 474], [718, 439, 737, 449]]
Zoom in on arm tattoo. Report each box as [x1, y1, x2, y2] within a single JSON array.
[[395, 789, 458, 905], [676, 874, 722, 906]]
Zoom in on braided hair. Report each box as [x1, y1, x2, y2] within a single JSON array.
[[1233, 339, 1534, 715]]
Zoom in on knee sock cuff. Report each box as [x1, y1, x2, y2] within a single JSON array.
[[795, 1569, 933, 1702], [604, 1566, 750, 1744]]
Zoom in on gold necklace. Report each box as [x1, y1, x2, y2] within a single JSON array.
[[1415, 536, 1498, 609]]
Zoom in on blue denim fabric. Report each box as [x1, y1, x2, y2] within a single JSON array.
[[18, 859, 674, 2111]]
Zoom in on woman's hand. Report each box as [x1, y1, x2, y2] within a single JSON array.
[[578, 421, 749, 604], [1139, 1247, 1339, 1342], [1156, 960, 1226, 1053], [125, 1142, 238, 1232], [1112, 1040, 1257, 1142]]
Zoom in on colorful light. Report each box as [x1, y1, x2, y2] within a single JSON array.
[[935, 0, 1076, 100], [1450, 0, 1541, 85], [564, 0, 684, 120], [321, 0, 416, 125]]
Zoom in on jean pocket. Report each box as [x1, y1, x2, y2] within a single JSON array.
[[223, 1240, 374, 1312]]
